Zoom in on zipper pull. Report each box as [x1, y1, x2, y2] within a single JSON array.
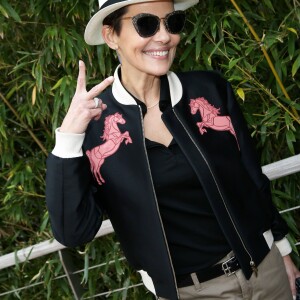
[[250, 260, 258, 277]]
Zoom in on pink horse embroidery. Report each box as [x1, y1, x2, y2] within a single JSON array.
[[189, 97, 239, 148], [86, 113, 132, 185]]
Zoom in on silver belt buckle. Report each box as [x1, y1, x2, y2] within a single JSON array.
[[221, 256, 236, 277]]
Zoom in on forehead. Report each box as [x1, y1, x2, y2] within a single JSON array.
[[126, 0, 175, 16]]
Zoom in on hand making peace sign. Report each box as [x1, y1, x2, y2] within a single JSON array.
[[60, 60, 114, 134]]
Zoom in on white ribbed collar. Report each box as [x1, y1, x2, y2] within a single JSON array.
[[112, 65, 183, 107]]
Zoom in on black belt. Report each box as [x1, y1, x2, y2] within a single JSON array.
[[176, 256, 240, 288]]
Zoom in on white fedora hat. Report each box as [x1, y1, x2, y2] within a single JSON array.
[[84, 0, 199, 45]]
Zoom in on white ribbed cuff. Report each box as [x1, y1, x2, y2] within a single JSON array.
[[52, 128, 85, 158], [275, 237, 292, 256]]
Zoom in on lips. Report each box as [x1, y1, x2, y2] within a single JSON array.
[[144, 50, 169, 57]]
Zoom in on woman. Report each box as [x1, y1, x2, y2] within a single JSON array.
[[46, 0, 300, 299]]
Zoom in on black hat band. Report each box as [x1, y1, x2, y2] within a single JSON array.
[[101, 0, 128, 9]]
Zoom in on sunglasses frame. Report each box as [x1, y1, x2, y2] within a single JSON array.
[[121, 10, 186, 38]]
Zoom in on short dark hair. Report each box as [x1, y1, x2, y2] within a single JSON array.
[[103, 6, 129, 36]]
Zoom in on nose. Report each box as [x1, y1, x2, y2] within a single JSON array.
[[153, 19, 171, 43]]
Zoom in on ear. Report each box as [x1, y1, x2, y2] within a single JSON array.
[[102, 25, 119, 50]]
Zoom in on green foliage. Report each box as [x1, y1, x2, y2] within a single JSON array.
[[0, 0, 299, 298]]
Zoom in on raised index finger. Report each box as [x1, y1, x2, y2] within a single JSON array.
[[87, 76, 114, 99], [76, 60, 86, 93]]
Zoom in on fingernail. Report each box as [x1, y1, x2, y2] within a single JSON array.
[[107, 76, 114, 82], [79, 60, 83, 66], [102, 104, 107, 110]]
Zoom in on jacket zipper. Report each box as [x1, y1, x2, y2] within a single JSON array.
[[138, 106, 180, 299], [172, 109, 258, 276]]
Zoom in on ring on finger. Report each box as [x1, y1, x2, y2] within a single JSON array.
[[93, 97, 100, 109]]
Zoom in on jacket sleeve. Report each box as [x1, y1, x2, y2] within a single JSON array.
[[45, 130, 103, 248], [225, 80, 291, 255]]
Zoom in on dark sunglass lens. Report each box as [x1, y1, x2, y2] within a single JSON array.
[[135, 15, 159, 37], [166, 12, 186, 34]]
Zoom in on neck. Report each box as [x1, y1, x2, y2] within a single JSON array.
[[120, 65, 160, 107]]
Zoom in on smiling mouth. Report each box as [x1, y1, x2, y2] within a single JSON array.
[[144, 50, 169, 57]]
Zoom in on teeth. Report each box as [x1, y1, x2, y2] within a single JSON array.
[[146, 51, 169, 56]]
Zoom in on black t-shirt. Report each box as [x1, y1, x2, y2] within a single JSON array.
[[133, 75, 231, 275]]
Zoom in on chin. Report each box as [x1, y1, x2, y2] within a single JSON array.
[[144, 63, 172, 76]]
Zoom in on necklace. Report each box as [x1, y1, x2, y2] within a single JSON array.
[[146, 101, 160, 109]]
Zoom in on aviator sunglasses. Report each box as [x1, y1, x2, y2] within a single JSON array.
[[121, 10, 186, 38]]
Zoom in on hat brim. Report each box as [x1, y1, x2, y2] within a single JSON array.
[[84, 0, 199, 45]]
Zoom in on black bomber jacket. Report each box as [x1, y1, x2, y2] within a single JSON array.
[[46, 66, 289, 300]]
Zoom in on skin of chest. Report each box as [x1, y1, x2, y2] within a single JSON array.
[[143, 106, 173, 146]]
